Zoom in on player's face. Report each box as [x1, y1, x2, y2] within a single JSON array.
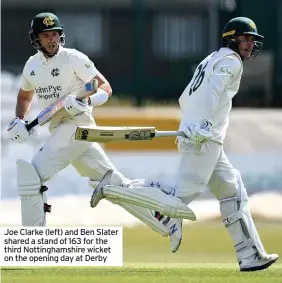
[[38, 31, 60, 54], [237, 35, 255, 59]]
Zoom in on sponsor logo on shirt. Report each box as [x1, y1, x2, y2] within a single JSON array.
[[35, 85, 62, 100], [220, 67, 233, 78], [85, 62, 92, 69]]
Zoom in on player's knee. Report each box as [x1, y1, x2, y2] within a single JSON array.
[[208, 170, 238, 200], [31, 156, 51, 183], [209, 168, 248, 201], [233, 169, 248, 201]]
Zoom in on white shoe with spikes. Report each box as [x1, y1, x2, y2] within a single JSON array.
[[239, 252, 279, 272]]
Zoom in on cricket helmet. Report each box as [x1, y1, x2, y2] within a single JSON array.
[[221, 17, 264, 59], [29, 12, 65, 51]]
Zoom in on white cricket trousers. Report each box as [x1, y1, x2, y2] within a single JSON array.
[[175, 138, 239, 203], [31, 123, 123, 183]]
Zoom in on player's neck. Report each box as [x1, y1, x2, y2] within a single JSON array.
[[42, 45, 61, 58]]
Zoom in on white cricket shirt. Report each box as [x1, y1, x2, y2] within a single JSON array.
[[20, 46, 98, 131], [178, 47, 243, 144]]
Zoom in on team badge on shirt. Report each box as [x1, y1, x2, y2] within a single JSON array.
[[51, 68, 60, 77]]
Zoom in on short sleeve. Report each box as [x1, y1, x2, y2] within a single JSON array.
[[70, 50, 98, 83], [20, 59, 35, 91]]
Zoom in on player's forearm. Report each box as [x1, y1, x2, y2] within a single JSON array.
[[88, 88, 110, 106], [15, 96, 32, 118], [93, 71, 112, 97], [88, 74, 112, 106], [98, 82, 112, 97]]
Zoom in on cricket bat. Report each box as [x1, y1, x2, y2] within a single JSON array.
[[26, 79, 98, 131], [74, 126, 185, 143]]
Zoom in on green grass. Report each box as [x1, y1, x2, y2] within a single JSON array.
[[2, 222, 282, 283], [2, 265, 282, 283]]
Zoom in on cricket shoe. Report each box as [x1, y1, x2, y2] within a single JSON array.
[[155, 212, 183, 253], [239, 252, 279, 272], [90, 169, 113, 208]]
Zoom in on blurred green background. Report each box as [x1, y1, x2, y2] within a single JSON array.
[[2, 0, 282, 107]]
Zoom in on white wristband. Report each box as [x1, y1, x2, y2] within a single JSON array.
[[89, 88, 109, 106]]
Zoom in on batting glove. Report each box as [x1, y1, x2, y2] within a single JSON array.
[[7, 117, 36, 143], [64, 94, 90, 116], [184, 120, 213, 144]]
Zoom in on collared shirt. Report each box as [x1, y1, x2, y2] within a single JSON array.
[[20, 46, 98, 130]]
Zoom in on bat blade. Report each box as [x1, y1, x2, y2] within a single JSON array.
[[75, 126, 157, 143], [36, 79, 98, 126], [37, 98, 65, 126]]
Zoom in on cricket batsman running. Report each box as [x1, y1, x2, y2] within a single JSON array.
[[7, 12, 195, 252], [91, 17, 279, 271]]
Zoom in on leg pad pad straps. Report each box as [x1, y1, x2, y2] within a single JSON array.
[[220, 196, 267, 260]]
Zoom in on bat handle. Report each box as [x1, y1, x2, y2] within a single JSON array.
[[76, 79, 98, 101], [155, 131, 186, 138], [26, 118, 39, 131]]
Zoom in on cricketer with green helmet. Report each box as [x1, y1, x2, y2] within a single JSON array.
[[221, 17, 264, 60], [29, 12, 65, 55], [169, 16, 279, 271], [7, 11, 195, 255]]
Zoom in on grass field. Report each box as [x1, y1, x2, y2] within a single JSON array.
[[2, 221, 282, 283]]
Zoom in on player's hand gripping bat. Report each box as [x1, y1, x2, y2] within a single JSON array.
[[25, 79, 98, 131]]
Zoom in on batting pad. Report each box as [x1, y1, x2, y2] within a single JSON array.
[[17, 159, 47, 226], [103, 185, 196, 220]]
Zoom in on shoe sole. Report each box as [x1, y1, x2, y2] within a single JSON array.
[[240, 257, 279, 272], [172, 221, 183, 253], [90, 170, 113, 208], [172, 236, 182, 253]]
